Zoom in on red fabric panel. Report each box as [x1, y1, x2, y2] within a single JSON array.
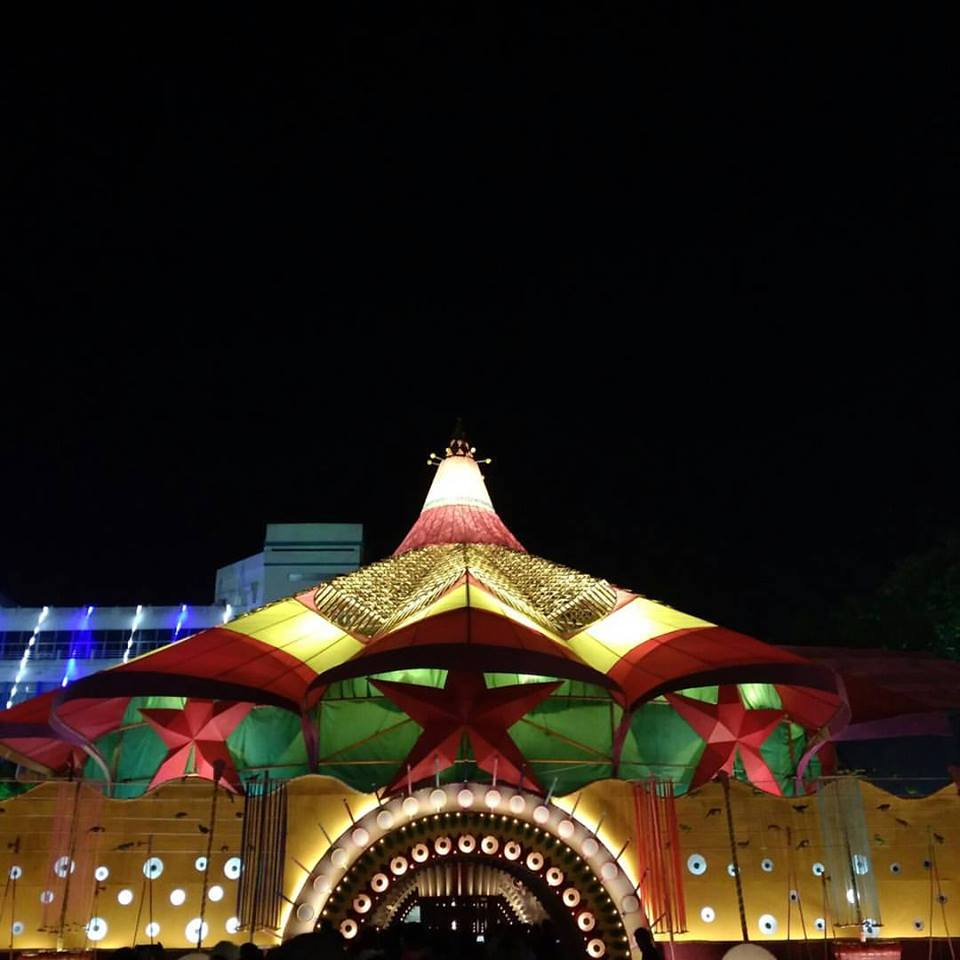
[[775, 684, 843, 729], [117, 627, 316, 703], [395, 504, 525, 554], [610, 626, 833, 708]]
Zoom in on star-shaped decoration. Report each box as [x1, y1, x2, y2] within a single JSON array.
[[666, 685, 785, 795], [140, 699, 252, 793], [372, 670, 560, 793]]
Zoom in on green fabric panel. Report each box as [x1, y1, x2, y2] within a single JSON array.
[[120, 695, 185, 724], [675, 686, 718, 703], [738, 683, 783, 709], [228, 707, 308, 779], [93, 724, 170, 799], [315, 697, 419, 791], [620, 701, 703, 792]]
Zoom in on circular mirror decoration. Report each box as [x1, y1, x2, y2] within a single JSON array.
[[353, 894, 372, 914], [687, 854, 707, 876], [812, 862, 825, 877], [224, 857, 242, 880], [526, 851, 544, 871], [890, 863, 902, 875], [852, 854, 870, 875], [600, 862, 619, 880], [504, 840, 521, 861], [340, 919, 357, 939], [352, 827, 370, 848], [185, 918, 209, 943], [11, 922, 24, 936], [225, 918, 240, 935], [371, 873, 389, 893], [587, 940, 606, 958], [481, 835, 499, 855], [390, 856, 408, 876], [434, 837, 452, 856], [296, 903, 315, 923], [761, 858, 774, 873], [194, 857, 207, 872], [914, 919, 925, 931], [54, 856, 76, 879], [142, 857, 163, 880], [815, 918, 826, 932], [8, 867, 21, 880], [578, 912, 597, 932], [40, 890, 55, 905], [701, 906, 716, 923], [563, 888, 581, 908], [411, 843, 430, 863], [458, 834, 476, 854], [789, 890, 800, 903], [95, 865, 110, 882], [758, 914, 778, 935], [546, 867, 564, 887], [727, 863, 738, 877], [86, 918, 108, 942]]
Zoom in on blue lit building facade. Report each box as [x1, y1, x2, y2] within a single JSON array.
[[0, 523, 363, 708]]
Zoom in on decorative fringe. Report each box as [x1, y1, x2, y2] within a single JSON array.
[[633, 779, 686, 935], [238, 774, 288, 934]]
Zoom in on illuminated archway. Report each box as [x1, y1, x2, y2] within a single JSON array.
[[285, 783, 644, 959]]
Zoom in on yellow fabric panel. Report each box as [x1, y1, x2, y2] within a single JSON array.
[[567, 597, 715, 672], [230, 599, 359, 670], [227, 597, 311, 635], [300, 634, 365, 674], [246, 608, 347, 650]]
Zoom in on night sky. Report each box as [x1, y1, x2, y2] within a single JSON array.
[[3, 6, 957, 648]]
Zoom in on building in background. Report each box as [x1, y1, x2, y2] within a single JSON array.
[[0, 523, 363, 707]]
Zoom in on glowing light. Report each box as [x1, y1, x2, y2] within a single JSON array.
[[224, 857, 242, 879], [170, 889, 186, 906], [146, 922, 161, 938], [143, 857, 164, 879], [578, 912, 596, 932], [54, 857, 75, 878], [208, 885, 224, 902], [118, 889, 134, 905], [563, 888, 581, 908], [174, 604, 189, 639], [123, 604, 145, 663], [225, 918, 240, 935], [222, 603, 233, 624], [86, 918, 108, 942], [371, 873, 389, 893], [8, 607, 50, 707]]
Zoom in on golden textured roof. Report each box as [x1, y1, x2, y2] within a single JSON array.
[[313, 543, 618, 639]]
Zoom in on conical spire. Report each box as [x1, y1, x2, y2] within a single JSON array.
[[394, 425, 525, 555]]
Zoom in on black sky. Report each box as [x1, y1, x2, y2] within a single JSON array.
[[2, 5, 958, 645]]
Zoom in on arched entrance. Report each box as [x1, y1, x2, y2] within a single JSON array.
[[286, 783, 644, 959]]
